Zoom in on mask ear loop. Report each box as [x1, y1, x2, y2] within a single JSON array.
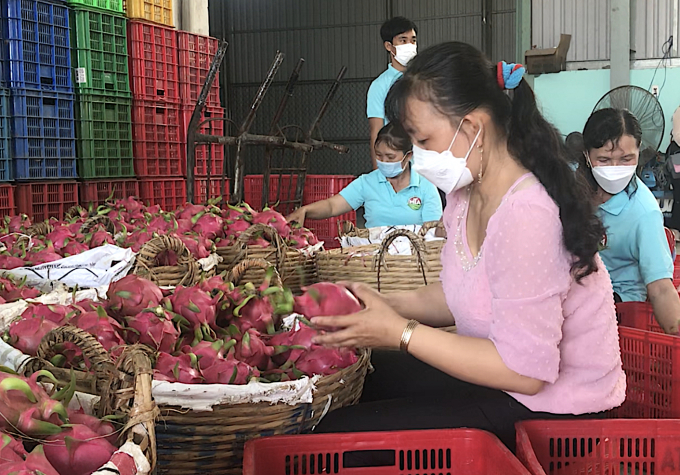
[[584, 152, 593, 168], [448, 120, 465, 151]]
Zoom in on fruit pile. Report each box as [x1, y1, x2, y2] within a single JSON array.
[[4, 274, 361, 384], [0, 198, 320, 270], [0, 369, 131, 475]]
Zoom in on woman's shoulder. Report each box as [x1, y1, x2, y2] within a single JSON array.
[[629, 177, 663, 213], [501, 179, 559, 220]]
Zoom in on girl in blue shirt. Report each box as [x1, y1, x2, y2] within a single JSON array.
[[579, 108, 680, 334], [287, 122, 442, 228]]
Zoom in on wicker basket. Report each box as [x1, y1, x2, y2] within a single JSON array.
[[133, 235, 215, 287], [318, 228, 444, 293], [80, 215, 116, 234], [216, 224, 318, 294], [20, 326, 158, 471], [337, 219, 445, 241], [154, 348, 370, 474]]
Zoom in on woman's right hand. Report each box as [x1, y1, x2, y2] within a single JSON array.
[[287, 207, 307, 225]]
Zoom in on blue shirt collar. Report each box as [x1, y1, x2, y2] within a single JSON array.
[[599, 177, 637, 216]]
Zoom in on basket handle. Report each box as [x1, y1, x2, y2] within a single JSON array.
[[21, 325, 119, 417], [65, 205, 87, 221], [80, 215, 115, 235], [419, 220, 443, 237], [375, 229, 428, 292], [234, 223, 288, 267], [337, 220, 357, 237], [133, 235, 200, 286], [112, 345, 158, 472], [228, 257, 283, 287]]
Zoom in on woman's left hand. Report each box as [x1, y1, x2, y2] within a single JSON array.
[[311, 282, 408, 349]]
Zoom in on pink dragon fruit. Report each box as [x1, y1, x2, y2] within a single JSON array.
[[198, 275, 232, 296], [233, 295, 277, 335], [176, 233, 213, 259], [234, 329, 275, 371], [221, 204, 250, 222], [8, 316, 60, 356], [67, 409, 118, 446], [294, 282, 363, 318], [0, 254, 25, 269], [154, 353, 203, 384], [27, 248, 63, 265], [0, 277, 41, 302], [0, 445, 60, 475], [71, 307, 124, 351], [192, 212, 224, 240], [268, 320, 319, 365], [295, 347, 359, 376], [223, 218, 251, 241], [289, 227, 320, 249], [74, 299, 106, 312], [4, 214, 31, 233], [147, 214, 176, 234], [44, 424, 117, 475], [176, 203, 207, 221], [107, 275, 163, 318], [181, 339, 235, 370], [20, 304, 77, 326], [201, 357, 258, 384], [60, 240, 89, 257], [124, 307, 180, 353], [0, 432, 27, 463], [45, 227, 75, 252], [252, 208, 291, 238], [167, 286, 219, 342], [88, 229, 115, 248]]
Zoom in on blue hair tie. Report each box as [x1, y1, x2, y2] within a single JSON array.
[[496, 61, 526, 90]]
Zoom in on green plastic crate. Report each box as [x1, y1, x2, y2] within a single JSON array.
[[67, 0, 124, 14], [75, 94, 134, 178], [71, 8, 130, 96]]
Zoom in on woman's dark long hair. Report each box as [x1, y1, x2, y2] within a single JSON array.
[[580, 108, 642, 195], [385, 41, 604, 281]]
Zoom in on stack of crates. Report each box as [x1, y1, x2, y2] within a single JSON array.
[[0, 0, 78, 219], [69, 0, 139, 208], [177, 31, 225, 205]]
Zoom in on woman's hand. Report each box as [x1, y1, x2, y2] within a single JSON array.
[[311, 282, 408, 349], [287, 207, 307, 225]]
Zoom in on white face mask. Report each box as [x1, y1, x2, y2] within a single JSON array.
[[393, 43, 417, 66], [587, 153, 636, 195], [412, 121, 481, 195]]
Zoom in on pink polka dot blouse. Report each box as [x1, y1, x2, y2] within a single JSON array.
[[440, 175, 626, 414]]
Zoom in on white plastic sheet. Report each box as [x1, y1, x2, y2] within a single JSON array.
[[341, 224, 443, 255]]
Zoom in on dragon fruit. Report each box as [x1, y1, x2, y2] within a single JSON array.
[[234, 329, 274, 371], [294, 282, 363, 318], [124, 307, 180, 353], [45, 227, 75, 252], [223, 218, 251, 241], [20, 304, 77, 326], [0, 254, 25, 270], [4, 214, 31, 233], [289, 227, 320, 249], [154, 353, 203, 384], [268, 320, 319, 365], [221, 204, 250, 222], [201, 357, 258, 384], [71, 307, 124, 351], [0, 432, 27, 463], [74, 299, 105, 312], [181, 339, 235, 370], [44, 424, 117, 475], [175, 233, 213, 259], [60, 240, 89, 257], [0, 277, 41, 302], [192, 212, 224, 240], [8, 316, 60, 356], [176, 203, 208, 221], [27, 248, 63, 265], [107, 275, 163, 318], [198, 275, 232, 296], [167, 286, 219, 343], [252, 208, 291, 238], [146, 214, 176, 234], [295, 347, 358, 376], [67, 409, 118, 446], [0, 445, 60, 475], [88, 229, 115, 248]]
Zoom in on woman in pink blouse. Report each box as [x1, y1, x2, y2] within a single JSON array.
[[312, 42, 625, 449]]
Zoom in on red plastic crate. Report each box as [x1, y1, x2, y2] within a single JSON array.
[[0, 184, 15, 218], [674, 255, 680, 288], [616, 326, 680, 418], [616, 301, 663, 333], [128, 21, 179, 103], [306, 213, 356, 248], [303, 174, 355, 204], [194, 177, 229, 204], [516, 419, 680, 475], [177, 31, 220, 106], [243, 429, 530, 475], [15, 181, 78, 222], [243, 175, 299, 213], [79, 179, 140, 208], [139, 178, 186, 211], [179, 106, 225, 176], [132, 101, 182, 176]]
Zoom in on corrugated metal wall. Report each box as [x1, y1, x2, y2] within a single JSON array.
[[532, 0, 680, 62], [208, 0, 517, 176]]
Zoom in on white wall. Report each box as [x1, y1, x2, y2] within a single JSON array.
[[172, 0, 209, 34]]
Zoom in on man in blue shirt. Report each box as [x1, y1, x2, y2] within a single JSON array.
[[367, 17, 418, 170]]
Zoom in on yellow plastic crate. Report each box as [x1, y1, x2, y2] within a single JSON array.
[[125, 0, 173, 27]]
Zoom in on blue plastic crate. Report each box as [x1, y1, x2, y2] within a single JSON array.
[[0, 89, 9, 181], [9, 88, 77, 179], [0, 0, 73, 91]]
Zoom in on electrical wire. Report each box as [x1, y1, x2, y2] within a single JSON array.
[[649, 35, 674, 99]]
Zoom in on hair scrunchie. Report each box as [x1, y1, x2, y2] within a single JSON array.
[[496, 61, 526, 90]]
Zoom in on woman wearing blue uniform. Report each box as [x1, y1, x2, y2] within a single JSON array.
[[579, 108, 680, 334], [287, 122, 442, 228]]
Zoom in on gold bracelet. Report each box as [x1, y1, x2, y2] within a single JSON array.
[[400, 319, 420, 353]]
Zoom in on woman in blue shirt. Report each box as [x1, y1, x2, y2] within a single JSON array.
[[287, 122, 442, 228], [579, 108, 680, 334]]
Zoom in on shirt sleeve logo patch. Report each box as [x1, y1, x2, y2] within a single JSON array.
[[408, 196, 422, 210]]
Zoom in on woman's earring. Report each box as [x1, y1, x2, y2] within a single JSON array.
[[478, 147, 484, 184]]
